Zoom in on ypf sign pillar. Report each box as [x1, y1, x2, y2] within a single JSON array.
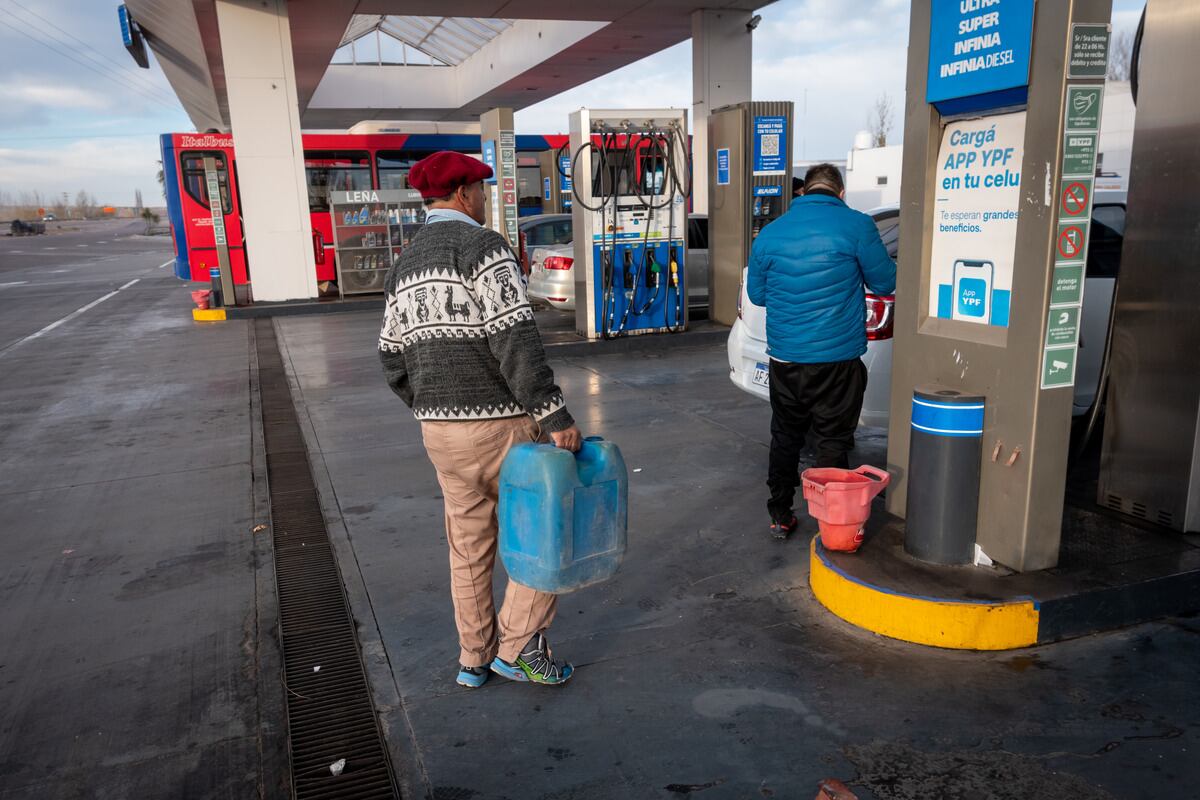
[[480, 108, 519, 247], [887, 0, 1111, 572]]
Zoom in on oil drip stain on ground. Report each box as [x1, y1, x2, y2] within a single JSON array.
[[664, 779, 724, 794], [546, 747, 574, 761], [116, 542, 229, 600]]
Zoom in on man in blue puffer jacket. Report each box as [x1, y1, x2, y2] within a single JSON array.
[[747, 163, 896, 538]]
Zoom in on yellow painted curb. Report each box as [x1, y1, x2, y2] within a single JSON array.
[[808, 537, 1039, 650], [192, 308, 227, 322]]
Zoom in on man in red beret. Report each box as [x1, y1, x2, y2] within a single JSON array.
[[379, 151, 582, 688]]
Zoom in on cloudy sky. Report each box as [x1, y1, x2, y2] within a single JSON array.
[[0, 0, 1145, 207]]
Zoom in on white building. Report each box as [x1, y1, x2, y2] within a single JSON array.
[[843, 137, 903, 212]]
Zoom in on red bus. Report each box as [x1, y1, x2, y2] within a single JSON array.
[[160, 130, 569, 285]]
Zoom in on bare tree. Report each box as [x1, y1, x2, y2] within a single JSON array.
[[868, 93, 895, 148], [1108, 28, 1135, 81], [141, 207, 160, 234]]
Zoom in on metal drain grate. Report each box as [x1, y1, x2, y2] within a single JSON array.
[[255, 319, 400, 800]]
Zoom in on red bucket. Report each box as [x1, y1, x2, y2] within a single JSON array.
[[801, 465, 890, 553], [190, 289, 212, 310]]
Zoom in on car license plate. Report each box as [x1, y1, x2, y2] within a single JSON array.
[[752, 362, 770, 388]]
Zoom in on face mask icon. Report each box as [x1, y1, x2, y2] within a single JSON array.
[[1072, 92, 1097, 115]]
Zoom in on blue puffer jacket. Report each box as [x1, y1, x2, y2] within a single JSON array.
[[747, 192, 897, 364]]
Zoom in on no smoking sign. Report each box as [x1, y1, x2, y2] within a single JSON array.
[[1060, 179, 1090, 217]]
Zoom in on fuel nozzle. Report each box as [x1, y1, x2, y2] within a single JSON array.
[[669, 250, 680, 288], [645, 251, 660, 288], [622, 249, 635, 299]]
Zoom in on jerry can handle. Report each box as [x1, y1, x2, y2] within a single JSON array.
[[572, 435, 604, 460], [854, 465, 891, 486]]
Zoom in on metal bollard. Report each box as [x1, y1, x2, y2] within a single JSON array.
[[904, 386, 985, 565], [209, 267, 223, 308]]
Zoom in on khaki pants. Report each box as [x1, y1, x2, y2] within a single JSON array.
[[421, 416, 558, 666]]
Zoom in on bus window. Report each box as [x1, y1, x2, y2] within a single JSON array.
[[304, 150, 371, 211], [377, 151, 417, 190], [180, 152, 232, 214]]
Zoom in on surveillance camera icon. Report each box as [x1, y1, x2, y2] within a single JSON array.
[[1050, 359, 1069, 375]]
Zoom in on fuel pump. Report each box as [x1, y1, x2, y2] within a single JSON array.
[[567, 109, 689, 340], [707, 101, 795, 326], [540, 147, 573, 214]]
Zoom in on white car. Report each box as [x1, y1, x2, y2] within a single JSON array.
[[727, 195, 1125, 425]]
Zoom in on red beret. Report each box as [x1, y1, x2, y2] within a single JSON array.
[[409, 151, 493, 199]]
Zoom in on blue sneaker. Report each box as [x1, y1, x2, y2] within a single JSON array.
[[456, 664, 489, 689], [490, 632, 574, 685]]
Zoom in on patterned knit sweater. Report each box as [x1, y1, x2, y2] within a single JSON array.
[[378, 220, 574, 432]]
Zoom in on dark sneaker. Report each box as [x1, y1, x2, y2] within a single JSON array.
[[456, 664, 489, 689], [770, 514, 799, 540], [490, 632, 574, 685]]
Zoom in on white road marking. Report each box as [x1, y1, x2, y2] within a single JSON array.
[[76, 244, 88, 248], [0, 281, 29, 288], [0, 278, 140, 358], [156, 259, 174, 269]]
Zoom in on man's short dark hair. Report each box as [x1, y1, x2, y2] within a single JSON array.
[[792, 176, 804, 196], [422, 192, 455, 207], [803, 163, 844, 194]]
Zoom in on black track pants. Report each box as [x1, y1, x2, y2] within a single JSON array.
[[767, 358, 868, 523]]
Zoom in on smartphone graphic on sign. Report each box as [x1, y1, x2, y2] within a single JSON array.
[[952, 259, 994, 323]]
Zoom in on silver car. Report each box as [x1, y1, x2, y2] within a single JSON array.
[[527, 214, 712, 312]]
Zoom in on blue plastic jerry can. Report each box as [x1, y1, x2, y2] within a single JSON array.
[[499, 436, 628, 593]]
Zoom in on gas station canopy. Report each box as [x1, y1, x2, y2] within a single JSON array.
[[127, 0, 772, 132]]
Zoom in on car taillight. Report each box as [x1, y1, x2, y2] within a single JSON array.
[[544, 256, 574, 270], [519, 231, 529, 275], [865, 293, 894, 340]]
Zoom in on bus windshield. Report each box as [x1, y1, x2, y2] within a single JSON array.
[[180, 152, 232, 213]]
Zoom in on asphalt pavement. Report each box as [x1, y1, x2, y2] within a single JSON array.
[[0, 220, 176, 354], [0, 223, 284, 798]]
